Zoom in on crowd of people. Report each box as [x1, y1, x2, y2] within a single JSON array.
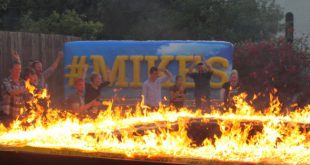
[[0, 51, 241, 123], [142, 61, 240, 113]]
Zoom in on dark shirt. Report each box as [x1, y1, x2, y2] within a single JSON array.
[[85, 81, 110, 104], [222, 81, 240, 104], [188, 71, 213, 97], [170, 85, 186, 108]]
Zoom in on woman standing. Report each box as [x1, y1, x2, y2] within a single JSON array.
[[220, 69, 240, 108]]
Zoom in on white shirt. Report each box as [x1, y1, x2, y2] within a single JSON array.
[[142, 76, 170, 107]]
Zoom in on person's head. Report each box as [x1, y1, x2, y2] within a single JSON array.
[[90, 72, 102, 87], [74, 78, 85, 94], [230, 69, 239, 83], [175, 75, 183, 86], [10, 61, 22, 80], [31, 60, 43, 75], [197, 62, 204, 72], [23, 67, 38, 84], [149, 66, 159, 81]]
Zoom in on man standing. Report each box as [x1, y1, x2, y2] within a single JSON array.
[[187, 62, 213, 111], [0, 61, 26, 121], [142, 67, 172, 109]]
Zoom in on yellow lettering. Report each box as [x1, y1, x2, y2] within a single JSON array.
[[111, 56, 129, 87], [158, 56, 174, 87], [176, 56, 195, 88], [206, 57, 229, 89], [191, 56, 202, 73], [70, 55, 230, 90], [90, 55, 129, 87], [145, 56, 158, 75], [129, 56, 144, 88], [90, 55, 108, 80], [65, 56, 87, 86]]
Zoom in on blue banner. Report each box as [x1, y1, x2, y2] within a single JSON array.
[[64, 41, 233, 101]]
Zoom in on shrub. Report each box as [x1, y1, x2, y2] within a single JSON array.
[[234, 38, 309, 107]]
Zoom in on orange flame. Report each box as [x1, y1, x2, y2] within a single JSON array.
[[0, 87, 309, 164]]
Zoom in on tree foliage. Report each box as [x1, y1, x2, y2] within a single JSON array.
[[20, 10, 103, 39], [0, 0, 283, 41], [0, 0, 10, 10]]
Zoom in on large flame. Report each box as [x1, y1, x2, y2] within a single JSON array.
[[0, 82, 309, 164]]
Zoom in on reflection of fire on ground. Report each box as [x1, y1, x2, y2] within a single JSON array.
[[0, 82, 309, 165]]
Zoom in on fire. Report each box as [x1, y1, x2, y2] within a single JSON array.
[[0, 86, 309, 164]]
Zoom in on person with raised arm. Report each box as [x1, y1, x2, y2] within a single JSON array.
[[142, 67, 173, 110], [31, 51, 64, 89], [187, 57, 213, 112]]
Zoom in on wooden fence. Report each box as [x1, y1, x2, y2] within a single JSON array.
[[0, 31, 81, 106]]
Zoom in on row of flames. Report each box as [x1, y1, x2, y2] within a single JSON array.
[[0, 81, 309, 164]]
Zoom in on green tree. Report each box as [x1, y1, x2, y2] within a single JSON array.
[[0, 0, 104, 34], [0, 0, 10, 10], [0, 0, 10, 27], [20, 10, 103, 39], [1, 0, 284, 41], [162, 0, 281, 41], [98, 0, 283, 41]]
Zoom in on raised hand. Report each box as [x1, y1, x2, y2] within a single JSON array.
[[11, 50, 21, 63]]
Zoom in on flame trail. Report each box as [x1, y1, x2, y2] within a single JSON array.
[[0, 83, 309, 164]]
